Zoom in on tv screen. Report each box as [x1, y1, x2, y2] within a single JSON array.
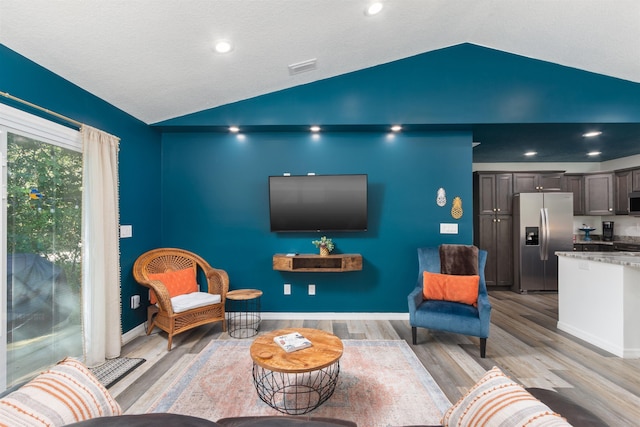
[[269, 174, 368, 232]]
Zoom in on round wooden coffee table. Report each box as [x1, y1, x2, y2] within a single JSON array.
[[250, 328, 344, 415]]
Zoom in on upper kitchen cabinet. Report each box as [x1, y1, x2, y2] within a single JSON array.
[[584, 173, 614, 215], [474, 172, 513, 215], [562, 174, 585, 215], [615, 170, 633, 214], [633, 169, 640, 192], [513, 172, 564, 193]]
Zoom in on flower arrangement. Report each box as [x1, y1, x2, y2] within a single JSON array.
[[312, 236, 334, 254]]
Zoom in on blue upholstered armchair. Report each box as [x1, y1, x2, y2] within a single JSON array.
[[408, 246, 491, 358]]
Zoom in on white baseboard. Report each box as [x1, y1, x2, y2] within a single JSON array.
[[260, 312, 410, 320], [122, 323, 147, 345], [122, 312, 410, 342], [557, 321, 633, 358]]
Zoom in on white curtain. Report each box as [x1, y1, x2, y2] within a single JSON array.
[[81, 125, 121, 366]]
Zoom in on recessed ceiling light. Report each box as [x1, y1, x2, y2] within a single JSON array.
[[229, 126, 240, 133], [365, 2, 383, 16], [310, 125, 321, 132], [587, 151, 602, 156], [214, 40, 233, 54], [524, 151, 537, 156], [390, 125, 402, 132], [583, 131, 602, 138]]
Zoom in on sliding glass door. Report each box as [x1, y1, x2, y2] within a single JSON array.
[[0, 106, 83, 389]]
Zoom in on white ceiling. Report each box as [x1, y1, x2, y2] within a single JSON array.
[[1, 0, 639, 125]]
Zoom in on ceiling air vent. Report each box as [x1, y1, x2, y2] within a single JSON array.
[[288, 58, 317, 75]]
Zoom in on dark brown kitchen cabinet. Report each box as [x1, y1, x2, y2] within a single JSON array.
[[513, 173, 538, 192], [615, 170, 633, 214], [584, 173, 614, 215], [476, 214, 513, 287], [633, 169, 640, 192], [473, 172, 514, 288], [513, 172, 564, 193], [539, 173, 564, 191], [562, 174, 584, 215], [474, 172, 513, 215], [573, 243, 614, 252]]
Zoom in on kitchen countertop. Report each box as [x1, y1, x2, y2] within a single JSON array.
[[556, 251, 640, 268]]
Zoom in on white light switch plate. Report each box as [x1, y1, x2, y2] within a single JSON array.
[[120, 225, 133, 238], [440, 223, 458, 234]]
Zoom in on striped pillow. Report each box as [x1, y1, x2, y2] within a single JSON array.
[[442, 366, 572, 426], [0, 357, 121, 426]]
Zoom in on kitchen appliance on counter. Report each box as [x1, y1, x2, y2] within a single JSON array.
[[513, 192, 574, 293], [602, 221, 614, 241], [629, 192, 640, 216]]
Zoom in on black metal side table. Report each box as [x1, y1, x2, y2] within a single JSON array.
[[226, 289, 262, 338]]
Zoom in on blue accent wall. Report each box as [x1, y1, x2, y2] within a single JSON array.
[[155, 42, 640, 314], [158, 43, 640, 128], [0, 44, 161, 333], [161, 131, 472, 312], [4, 40, 640, 332]]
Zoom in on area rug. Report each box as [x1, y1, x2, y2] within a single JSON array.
[[148, 340, 451, 426], [89, 357, 145, 388]]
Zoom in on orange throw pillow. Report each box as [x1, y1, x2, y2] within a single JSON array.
[[422, 270, 479, 306], [147, 268, 198, 304]]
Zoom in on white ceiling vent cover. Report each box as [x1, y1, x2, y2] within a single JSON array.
[[288, 58, 318, 75]]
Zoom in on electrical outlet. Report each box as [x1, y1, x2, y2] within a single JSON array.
[[130, 294, 140, 309], [308, 284, 316, 295], [284, 283, 291, 295]]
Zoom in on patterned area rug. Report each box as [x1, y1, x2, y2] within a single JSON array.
[[90, 357, 145, 388], [148, 339, 451, 426]]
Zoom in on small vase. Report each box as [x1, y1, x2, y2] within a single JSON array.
[[320, 247, 330, 257]]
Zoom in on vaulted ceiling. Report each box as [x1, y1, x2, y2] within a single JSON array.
[[1, 0, 639, 162]]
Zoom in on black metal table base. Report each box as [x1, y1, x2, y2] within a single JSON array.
[[226, 297, 261, 338], [252, 362, 340, 415]]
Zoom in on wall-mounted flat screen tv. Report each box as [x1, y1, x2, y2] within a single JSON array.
[[269, 174, 368, 232]]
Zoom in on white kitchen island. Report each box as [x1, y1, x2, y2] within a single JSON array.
[[556, 251, 640, 358]]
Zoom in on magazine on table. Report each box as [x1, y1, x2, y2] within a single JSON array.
[[273, 331, 312, 353]]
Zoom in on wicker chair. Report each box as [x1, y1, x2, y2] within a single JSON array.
[[133, 248, 228, 350]]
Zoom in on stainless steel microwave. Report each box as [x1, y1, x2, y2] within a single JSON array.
[[630, 192, 640, 215]]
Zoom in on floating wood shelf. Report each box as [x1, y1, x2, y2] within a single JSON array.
[[273, 254, 363, 272]]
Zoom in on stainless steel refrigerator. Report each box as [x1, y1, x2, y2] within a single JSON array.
[[512, 192, 574, 293]]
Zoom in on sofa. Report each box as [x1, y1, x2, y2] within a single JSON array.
[[0, 359, 607, 427], [66, 415, 356, 426]]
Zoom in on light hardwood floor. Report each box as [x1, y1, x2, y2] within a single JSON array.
[[113, 291, 639, 425]]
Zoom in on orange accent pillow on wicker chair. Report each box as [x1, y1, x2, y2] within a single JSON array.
[[422, 270, 479, 306], [147, 268, 198, 304]]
